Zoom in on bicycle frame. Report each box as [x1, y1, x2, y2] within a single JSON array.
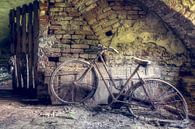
[[75, 50, 144, 105], [50, 46, 189, 126]]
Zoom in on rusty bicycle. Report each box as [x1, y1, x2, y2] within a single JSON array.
[[50, 44, 189, 126]]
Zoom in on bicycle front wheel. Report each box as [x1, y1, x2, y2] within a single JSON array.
[[128, 79, 188, 125], [50, 60, 98, 104]]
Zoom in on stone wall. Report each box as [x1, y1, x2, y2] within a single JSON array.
[[38, 0, 189, 97], [137, 0, 195, 114], [39, 0, 99, 75], [38, 0, 195, 113], [137, 0, 195, 66], [39, 0, 188, 70]]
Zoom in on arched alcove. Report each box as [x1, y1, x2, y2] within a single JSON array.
[[39, 0, 190, 81], [38, 0, 195, 113]]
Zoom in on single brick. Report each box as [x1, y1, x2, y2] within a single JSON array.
[[59, 44, 71, 49], [103, 7, 112, 12], [85, 3, 97, 12], [79, 54, 89, 59], [61, 48, 71, 53], [70, 48, 84, 53], [49, 25, 62, 30], [55, 3, 67, 7], [101, 19, 118, 28], [85, 0, 97, 6], [55, 35, 63, 39], [62, 34, 71, 39], [54, 30, 67, 35], [71, 44, 90, 49], [55, 0, 65, 3], [50, 7, 64, 12], [71, 35, 85, 39]]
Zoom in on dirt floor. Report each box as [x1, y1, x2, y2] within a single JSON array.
[[0, 96, 194, 129]]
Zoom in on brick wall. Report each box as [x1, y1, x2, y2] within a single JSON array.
[[138, 0, 195, 53], [38, 0, 194, 112], [137, 0, 195, 114]]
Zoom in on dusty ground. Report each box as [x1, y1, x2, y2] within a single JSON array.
[[0, 98, 194, 129]]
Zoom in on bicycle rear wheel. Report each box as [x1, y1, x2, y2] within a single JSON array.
[[128, 79, 188, 126], [50, 60, 98, 104]]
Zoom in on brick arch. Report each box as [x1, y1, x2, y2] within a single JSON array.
[[42, 0, 194, 53], [69, 0, 147, 46], [38, 0, 195, 113], [39, 0, 194, 63], [69, 0, 194, 56], [137, 0, 195, 54], [40, 0, 193, 63]]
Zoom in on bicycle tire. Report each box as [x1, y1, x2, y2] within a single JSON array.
[[128, 79, 188, 126], [50, 60, 98, 104]]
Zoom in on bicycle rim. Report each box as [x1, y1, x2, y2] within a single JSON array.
[[128, 79, 188, 125], [50, 60, 98, 104]]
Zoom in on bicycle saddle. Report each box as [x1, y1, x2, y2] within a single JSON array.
[[132, 57, 151, 67]]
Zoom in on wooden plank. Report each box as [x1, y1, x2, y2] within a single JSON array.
[[9, 1, 40, 97], [16, 7, 22, 55], [9, 9, 17, 90], [16, 7, 22, 89], [9, 10, 15, 54], [28, 3, 33, 90], [32, 0, 39, 90], [21, 5, 27, 53], [21, 5, 28, 90]]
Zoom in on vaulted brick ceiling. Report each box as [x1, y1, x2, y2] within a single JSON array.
[[68, 0, 195, 56], [137, 0, 195, 53]]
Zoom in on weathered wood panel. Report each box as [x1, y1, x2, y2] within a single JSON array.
[[28, 3, 33, 90], [32, 0, 39, 90], [9, 10, 17, 90], [9, 0, 39, 97], [16, 7, 22, 90]]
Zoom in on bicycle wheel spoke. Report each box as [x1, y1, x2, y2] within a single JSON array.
[[147, 85, 155, 99], [157, 86, 172, 100], [131, 96, 152, 106], [128, 79, 188, 125], [61, 88, 70, 101], [131, 102, 151, 108], [173, 96, 185, 119], [163, 105, 185, 119], [50, 60, 98, 104], [54, 84, 69, 91], [76, 83, 95, 91], [142, 84, 152, 100], [160, 92, 178, 102], [156, 99, 183, 106]]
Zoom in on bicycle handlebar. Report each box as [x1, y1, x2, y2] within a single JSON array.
[[107, 47, 119, 54], [98, 44, 119, 54]]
